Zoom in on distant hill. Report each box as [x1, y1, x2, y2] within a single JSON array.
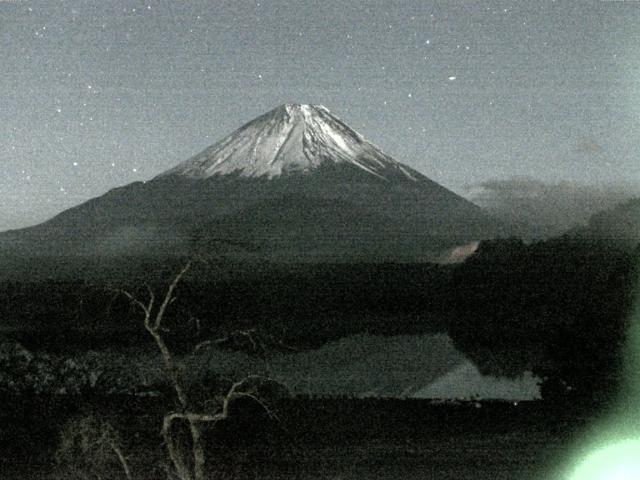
[[567, 198, 640, 250]]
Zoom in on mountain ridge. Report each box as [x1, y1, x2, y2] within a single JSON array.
[[159, 103, 422, 182]]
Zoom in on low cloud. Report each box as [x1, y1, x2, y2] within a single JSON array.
[[465, 177, 638, 238]]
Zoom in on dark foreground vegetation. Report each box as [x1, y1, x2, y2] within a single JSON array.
[[0, 235, 637, 478], [1, 237, 637, 404], [0, 394, 595, 480]]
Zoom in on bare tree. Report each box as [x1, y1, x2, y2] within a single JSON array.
[[56, 415, 133, 480], [120, 261, 277, 480], [194, 328, 297, 377]]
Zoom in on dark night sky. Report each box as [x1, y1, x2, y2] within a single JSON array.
[[1, 0, 639, 231]]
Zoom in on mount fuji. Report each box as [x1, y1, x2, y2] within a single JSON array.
[[0, 104, 506, 265], [161, 103, 424, 181]]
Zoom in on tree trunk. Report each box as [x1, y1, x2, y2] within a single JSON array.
[[163, 415, 193, 480], [189, 419, 206, 480]]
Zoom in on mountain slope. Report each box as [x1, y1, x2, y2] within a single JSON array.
[[0, 103, 506, 264], [160, 103, 423, 181]]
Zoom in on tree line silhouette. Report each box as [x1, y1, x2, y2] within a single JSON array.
[[0, 236, 637, 403]]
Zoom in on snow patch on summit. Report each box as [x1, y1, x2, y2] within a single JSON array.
[[159, 103, 421, 181]]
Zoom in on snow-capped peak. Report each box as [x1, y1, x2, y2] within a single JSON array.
[[159, 103, 420, 181]]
